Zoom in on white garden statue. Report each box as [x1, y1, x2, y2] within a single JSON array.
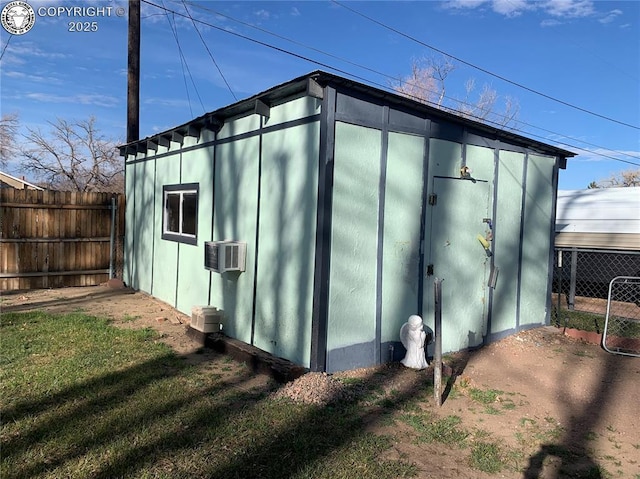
[[400, 315, 429, 369]]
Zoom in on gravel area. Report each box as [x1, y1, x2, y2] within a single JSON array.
[[270, 372, 359, 406]]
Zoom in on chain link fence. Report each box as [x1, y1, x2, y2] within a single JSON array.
[[552, 248, 640, 355]]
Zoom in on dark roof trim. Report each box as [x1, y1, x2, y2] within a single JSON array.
[[119, 70, 575, 160], [119, 113, 223, 157], [311, 71, 574, 159]]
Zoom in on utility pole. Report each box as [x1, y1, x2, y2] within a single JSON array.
[[127, 0, 140, 143]]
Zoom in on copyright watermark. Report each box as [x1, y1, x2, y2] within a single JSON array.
[[1, 1, 36, 35], [37, 5, 126, 18], [1, 1, 126, 34]]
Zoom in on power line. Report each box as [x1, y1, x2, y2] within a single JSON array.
[[395, 89, 640, 165], [180, 0, 237, 102], [332, 0, 640, 131], [0, 34, 13, 62], [141, 1, 378, 88], [141, 0, 640, 167], [180, 0, 401, 85], [175, 0, 640, 165], [161, 0, 205, 116]]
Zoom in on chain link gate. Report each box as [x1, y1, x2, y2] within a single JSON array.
[[603, 276, 640, 357], [552, 249, 640, 342]]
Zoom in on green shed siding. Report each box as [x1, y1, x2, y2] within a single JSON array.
[[422, 138, 464, 325], [466, 143, 496, 337], [252, 121, 320, 367], [380, 132, 425, 344], [133, 159, 155, 294], [123, 158, 135, 288], [519, 154, 555, 327], [217, 114, 260, 140], [175, 144, 214, 314], [122, 71, 570, 373], [264, 95, 321, 127], [467, 144, 496, 187], [210, 136, 260, 345], [151, 154, 181, 306], [429, 178, 491, 352], [491, 150, 525, 334], [327, 122, 381, 370]]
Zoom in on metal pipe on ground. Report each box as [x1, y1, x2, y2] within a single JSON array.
[[434, 278, 443, 407]]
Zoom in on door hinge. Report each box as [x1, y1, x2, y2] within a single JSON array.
[[426, 264, 434, 276], [428, 194, 437, 205]]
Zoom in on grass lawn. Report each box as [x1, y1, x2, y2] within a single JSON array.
[[3, 310, 632, 478], [0, 311, 418, 479], [553, 307, 640, 338]]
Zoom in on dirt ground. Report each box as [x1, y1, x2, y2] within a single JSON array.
[[2, 284, 639, 478]]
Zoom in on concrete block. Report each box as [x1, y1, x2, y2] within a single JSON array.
[[191, 306, 223, 333]]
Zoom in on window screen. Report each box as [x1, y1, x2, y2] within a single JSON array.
[[162, 183, 199, 245]]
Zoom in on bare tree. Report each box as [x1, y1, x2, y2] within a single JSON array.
[[457, 78, 520, 128], [0, 112, 20, 168], [428, 56, 456, 107], [21, 116, 124, 192], [393, 55, 520, 128], [393, 58, 441, 106], [590, 168, 640, 188]]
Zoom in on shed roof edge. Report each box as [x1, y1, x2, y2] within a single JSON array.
[[119, 70, 576, 159]]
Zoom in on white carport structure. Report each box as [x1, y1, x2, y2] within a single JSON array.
[[555, 188, 640, 251]]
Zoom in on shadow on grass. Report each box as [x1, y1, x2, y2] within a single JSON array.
[[440, 350, 472, 404], [0, 286, 136, 314], [522, 348, 625, 479], [441, 333, 628, 478], [2, 323, 428, 479]]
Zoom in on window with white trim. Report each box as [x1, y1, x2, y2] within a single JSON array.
[[162, 183, 198, 245]]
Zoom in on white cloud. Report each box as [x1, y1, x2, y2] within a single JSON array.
[[491, 0, 532, 17], [570, 147, 640, 163], [541, 0, 595, 18], [3, 70, 61, 83], [4, 71, 26, 78], [253, 9, 271, 21], [444, 0, 488, 9], [139, 1, 172, 24], [5, 43, 68, 59], [143, 97, 192, 109], [25, 92, 119, 107], [540, 18, 563, 27], [599, 9, 623, 24], [290, 7, 301, 17], [444, 0, 598, 18]]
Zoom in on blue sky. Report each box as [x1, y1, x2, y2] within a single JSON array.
[[1, 0, 639, 190]]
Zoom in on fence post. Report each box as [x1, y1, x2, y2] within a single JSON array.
[[569, 248, 577, 311], [109, 196, 116, 279], [434, 277, 443, 407], [557, 251, 562, 326]]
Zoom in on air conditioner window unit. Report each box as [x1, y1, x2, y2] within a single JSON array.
[[204, 241, 220, 272], [204, 241, 246, 273]]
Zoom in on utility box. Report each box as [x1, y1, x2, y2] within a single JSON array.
[[191, 306, 223, 333]]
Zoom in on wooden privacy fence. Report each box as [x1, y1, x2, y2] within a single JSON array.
[[0, 189, 125, 290]]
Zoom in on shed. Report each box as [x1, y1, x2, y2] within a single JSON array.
[[120, 70, 574, 373]]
